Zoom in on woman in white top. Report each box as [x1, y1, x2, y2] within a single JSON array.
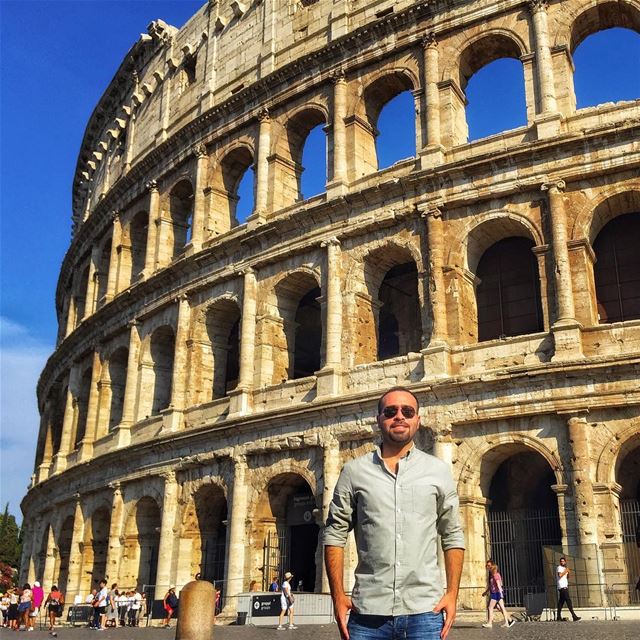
[[277, 572, 297, 630]]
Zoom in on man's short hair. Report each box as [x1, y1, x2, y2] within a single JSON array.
[[559, 557, 566, 561], [377, 386, 420, 415]]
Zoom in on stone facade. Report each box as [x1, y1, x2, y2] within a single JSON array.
[[21, 0, 640, 613]]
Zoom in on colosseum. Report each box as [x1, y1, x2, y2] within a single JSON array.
[[20, 0, 640, 617]]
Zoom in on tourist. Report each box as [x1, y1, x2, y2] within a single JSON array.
[[0, 591, 9, 627], [93, 579, 109, 630], [116, 590, 128, 626], [17, 583, 33, 631], [481, 562, 515, 628], [163, 586, 178, 628], [128, 588, 142, 626], [269, 576, 280, 592], [556, 557, 581, 621], [106, 583, 118, 628], [7, 588, 19, 629], [324, 387, 466, 640], [30, 580, 44, 629], [277, 571, 297, 630], [44, 584, 64, 632]]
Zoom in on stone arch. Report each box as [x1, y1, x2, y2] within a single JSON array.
[[180, 482, 228, 584], [128, 209, 149, 283], [268, 269, 323, 383], [352, 240, 423, 364], [106, 346, 128, 431], [585, 189, 640, 244], [351, 69, 418, 175], [250, 464, 319, 591], [595, 421, 640, 484], [210, 143, 255, 232], [272, 105, 328, 207], [568, 1, 640, 53], [167, 178, 194, 260], [138, 325, 175, 418], [74, 261, 91, 327], [190, 296, 242, 404], [80, 504, 111, 593], [73, 365, 93, 449], [54, 514, 75, 593], [94, 232, 112, 309], [121, 495, 161, 591]]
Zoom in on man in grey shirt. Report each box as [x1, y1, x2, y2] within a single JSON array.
[[324, 387, 465, 640]]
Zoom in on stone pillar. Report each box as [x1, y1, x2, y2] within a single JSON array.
[[105, 483, 124, 584], [528, 0, 562, 137], [105, 212, 122, 301], [116, 321, 140, 447], [321, 437, 341, 592], [65, 495, 85, 599], [250, 108, 270, 226], [565, 412, 602, 605], [53, 366, 80, 472], [155, 471, 179, 595], [42, 524, 57, 589], [229, 269, 257, 416], [433, 428, 453, 466], [328, 70, 348, 196], [143, 180, 160, 277], [164, 295, 190, 432], [78, 348, 102, 461], [419, 204, 451, 379], [224, 454, 249, 602], [551, 484, 572, 548], [458, 496, 489, 610], [420, 33, 444, 167], [317, 238, 343, 397], [542, 180, 582, 360], [191, 143, 207, 251]]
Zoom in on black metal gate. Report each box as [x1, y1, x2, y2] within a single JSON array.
[[263, 528, 288, 591], [620, 499, 640, 594], [487, 508, 562, 606]]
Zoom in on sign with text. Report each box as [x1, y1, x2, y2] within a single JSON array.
[[251, 594, 282, 617]]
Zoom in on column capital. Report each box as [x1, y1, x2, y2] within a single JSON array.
[[146, 179, 159, 193], [417, 199, 444, 219], [329, 68, 346, 84], [257, 107, 270, 123], [321, 236, 341, 248], [193, 142, 207, 159], [527, 0, 548, 14], [541, 178, 566, 194], [239, 266, 255, 277], [111, 210, 121, 223], [422, 31, 438, 49], [174, 293, 189, 305], [233, 452, 248, 468], [127, 318, 139, 329], [160, 469, 177, 484]]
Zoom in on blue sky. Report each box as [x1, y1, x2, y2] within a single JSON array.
[[1, 1, 638, 522]]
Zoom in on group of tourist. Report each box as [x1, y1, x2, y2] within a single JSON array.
[[0, 581, 63, 632], [84, 581, 145, 630]]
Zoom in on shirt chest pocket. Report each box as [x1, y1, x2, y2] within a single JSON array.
[[400, 484, 438, 518]]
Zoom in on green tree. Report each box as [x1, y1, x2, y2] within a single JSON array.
[[0, 504, 22, 569]]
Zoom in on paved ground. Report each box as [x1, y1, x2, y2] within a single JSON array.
[[1, 620, 638, 640]]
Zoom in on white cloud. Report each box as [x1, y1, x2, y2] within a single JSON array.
[[0, 317, 52, 522]]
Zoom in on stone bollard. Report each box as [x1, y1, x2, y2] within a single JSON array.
[[175, 580, 216, 640]]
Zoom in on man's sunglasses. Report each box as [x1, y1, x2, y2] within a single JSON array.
[[381, 405, 416, 419]]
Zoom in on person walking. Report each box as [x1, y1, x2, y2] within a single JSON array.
[[277, 571, 297, 630], [163, 586, 179, 628], [44, 585, 64, 632], [106, 583, 118, 628], [556, 557, 581, 621], [481, 562, 515, 628], [17, 583, 33, 631], [30, 581, 44, 630], [324, 386, 465, 640]]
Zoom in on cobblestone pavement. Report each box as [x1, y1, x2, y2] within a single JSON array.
[[1, 620, 638, 640]]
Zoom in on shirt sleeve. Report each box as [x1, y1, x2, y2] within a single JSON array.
[[323, 463, 355, 548], [436, 465, 466, 551]]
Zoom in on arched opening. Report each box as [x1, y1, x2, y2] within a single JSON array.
[[55, 515, 75, 593], [205, 300, 241, 399], [593, 212, 640, 324], [150, 326, 175, 415], [573, 28, 640, 108], [570, 3, 640, 110], [360, 72, 416, 174], [255, 474, 318, 592], [75, 264, 90, 326], [377, 262, 421, 360], [300, 124, 327, 199], [129, 211, 149, 282], [465, 58, 527, 140], [50, 381, 66, 457], [95, 236, 112, 307], [376, 90, 416, 169], [459, 35, 525, 142], [616, 433, 640, 591], [123, 497, 161, 593], [37, 525, 52, 585], [74, 367, 93, 448], [483, 447, 561, 605], [80, 507, 110, 594], [183, 485, 228, 586], [108, 347, 128, 430], [213, 147, 255, 230], [274, 272, 322, 382], [476, 237, 543, 341], [169, 180, 194, 258]]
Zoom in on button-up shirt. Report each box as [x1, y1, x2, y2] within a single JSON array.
[[323, 445, 465, 616]]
